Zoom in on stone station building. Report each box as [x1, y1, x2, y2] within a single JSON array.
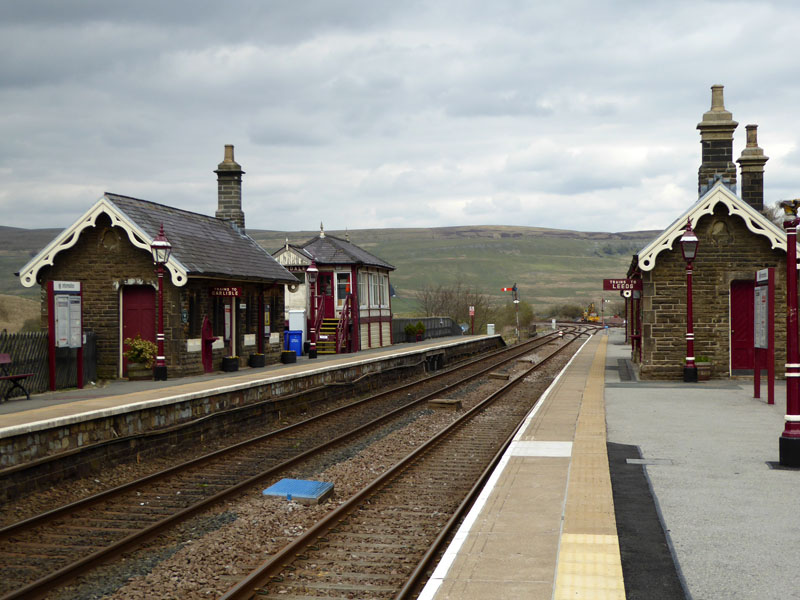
[[628, 86, 791, 380], [18, 146, 297, 380]]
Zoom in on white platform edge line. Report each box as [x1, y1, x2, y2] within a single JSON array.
[[509, 441, 573, 457], [417, 334, 594, 600]]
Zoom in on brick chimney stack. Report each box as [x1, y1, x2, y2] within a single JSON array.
[[736, 124, 768, 212], [697, 84, 738, 196], [215, 144, 245, 232]]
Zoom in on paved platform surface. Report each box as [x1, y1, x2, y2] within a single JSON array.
[[605, 330, 797, 600], [420, 328, 798, 600], [0, 335, 481, 433]]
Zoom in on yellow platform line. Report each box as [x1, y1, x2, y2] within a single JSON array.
[[553, 336, 625, 600]]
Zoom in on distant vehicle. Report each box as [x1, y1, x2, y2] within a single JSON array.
[[582, 302, 601, 323]]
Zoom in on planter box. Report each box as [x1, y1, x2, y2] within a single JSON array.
[[248, 354, 266, 368], [221, 357, 239, 372], [127, 363, 152, 381], [697, 363, 711, 381], [281, 351, 297, 364]]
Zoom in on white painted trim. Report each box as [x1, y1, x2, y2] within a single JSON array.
[[18, 194, 189, 288], [784, 415, 800, 421], [637, 182, 788, 272]]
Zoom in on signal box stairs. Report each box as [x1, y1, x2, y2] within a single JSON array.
[[316, 318, 340, 354]]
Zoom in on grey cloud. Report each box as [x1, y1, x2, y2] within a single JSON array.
[[2, 0, 800, 234]]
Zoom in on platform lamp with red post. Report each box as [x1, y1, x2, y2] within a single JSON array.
[[150, 224, 172, 381], [780, 199, 800, 466], [680, 217, 699, 383], [306, 260, 319, 359]]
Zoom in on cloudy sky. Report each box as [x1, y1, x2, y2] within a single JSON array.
[[2, 1, 799, 234]]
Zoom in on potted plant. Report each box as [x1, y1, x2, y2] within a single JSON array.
[[404, 323, 417, 343], [415, 321, 426, 342], [696, 356, 712, 381], [221, 356, 239, 372], [248, 353, 266, 368], [123, 334, 157, 380]]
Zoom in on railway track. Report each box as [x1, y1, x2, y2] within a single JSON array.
[[0, 330, 576, 600], [220, 326, 587, 599]]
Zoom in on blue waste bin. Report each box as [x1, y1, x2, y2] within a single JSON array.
[[285, 330, 303, 356]]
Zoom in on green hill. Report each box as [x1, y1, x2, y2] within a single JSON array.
[[0, 224, 657, 318], [251, 225, 657, 316], [0, 226, 63, 299]]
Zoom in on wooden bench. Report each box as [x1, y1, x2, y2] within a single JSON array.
[[0, 353, 35, 401]]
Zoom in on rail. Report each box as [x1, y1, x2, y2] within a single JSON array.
[[0, 331, 569, 599], [220, 326, 584, 599]]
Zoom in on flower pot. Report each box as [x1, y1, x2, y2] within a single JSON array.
[[248, 353, 266, 368], [281, 350, 297, 364], [221, 356, 239, 372], [127, 362, 152, 381], [697, 363, 711, 381]]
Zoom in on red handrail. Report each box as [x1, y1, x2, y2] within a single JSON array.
[[336, 294, 353, 353], [312, 295, 324, 343]]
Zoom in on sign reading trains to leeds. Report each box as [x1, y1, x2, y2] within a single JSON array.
[[602, 278, 642, 291], [211, 286, 242, 297]]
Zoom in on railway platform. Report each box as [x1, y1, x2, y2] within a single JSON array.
[[421, 328, 798, 600], [0, 335, 500, 473]]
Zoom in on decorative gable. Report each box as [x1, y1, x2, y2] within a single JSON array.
[[274, 246, 311, 268], [636, 182, 786, 272], [18, 195, 188, 288]]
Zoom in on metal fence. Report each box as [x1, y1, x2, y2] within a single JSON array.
[[0, 331, 97, 399], [392, 316, 463, 343]]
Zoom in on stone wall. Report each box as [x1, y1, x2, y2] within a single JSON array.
[[39, 214, 158, 379], [638, 204, 786, 379], [37, 213, 287, 379]]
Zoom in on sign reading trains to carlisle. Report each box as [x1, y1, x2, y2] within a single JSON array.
[[602, 279, 642, 291], [210, 286, 243, 297]]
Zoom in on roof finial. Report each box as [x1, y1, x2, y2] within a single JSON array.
[[285, 237, 289, 250], [320, 222, 325, 238]]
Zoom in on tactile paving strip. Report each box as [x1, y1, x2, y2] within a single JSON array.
[[554, 337, 626, 599]]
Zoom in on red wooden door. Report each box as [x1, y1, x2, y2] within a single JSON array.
[[319, 273, 335, 318], [730, 280, 754, 371], [122, 285, 155, 375]]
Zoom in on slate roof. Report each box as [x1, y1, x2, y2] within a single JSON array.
[[106, 194, 297, 283], [299, 234, 395, 270]]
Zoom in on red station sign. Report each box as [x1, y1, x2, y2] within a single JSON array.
[[602, 279, 642, 291]]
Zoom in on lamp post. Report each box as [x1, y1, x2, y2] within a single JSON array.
[[150, 224, 172, 381], [781, 200, 800, 466], [307, 260, 319, 359], [680, 217, 699, 383]]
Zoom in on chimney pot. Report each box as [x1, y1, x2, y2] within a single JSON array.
[[710, 84, 725, 110]]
